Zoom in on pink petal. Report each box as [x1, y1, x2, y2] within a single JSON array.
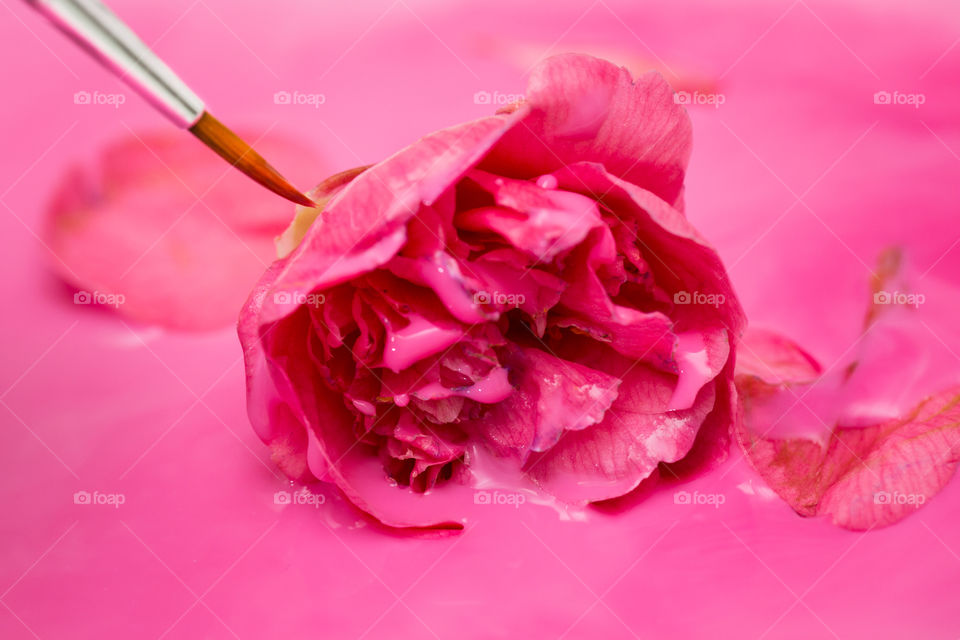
[[386, 251, 486, 325], [259, 114, 523, 326], [458, 249, 566, 327], [661, 368, 738, 480], [241, 280, 474, 528], [478, 346, 621, 458], [550, 223, 678, 366], [458, 169, 603, 260], [276, 165, 369, 258], [736, 269, 960, 529], [736, 327, 823, 388], [549, 162, 745, 370], [358, 270, 465, 372], [526, 366, 717, 503], [553, 162, 740, 322], [741, 387, 960, 530], [840, 301, 960, 428], [482, 53, 692, 208], [46, 131, 325, 331], [668, 328, 730, 411]]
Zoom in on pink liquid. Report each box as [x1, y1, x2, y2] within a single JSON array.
[[3, 0, 959, 636]]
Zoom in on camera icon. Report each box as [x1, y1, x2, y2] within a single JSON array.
[[473, 491, 491, 505], [273, 291, 293, 305], [73, 91, 91, 105], [274, 90, 291, 105], [873, 491, 891, 504], [873, 291, 891, 305], [873, 91, 891, 105], [673, 91, 691, 105], [673, 490, 691, 505], [673, 291, 691, 305], [73, 490, 91, 505], [473, 291, 491, 305], [273, 491, 292, 505], [473, 90, 491, 105], [74, 291, 92, 305]]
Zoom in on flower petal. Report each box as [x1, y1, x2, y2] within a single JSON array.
[[741, 387, 960, 530], [459, 169, 603, 260], [276, 165, 370, 258], [526, 366, 717, 503], [736, 265, 960, 529], [46, 131, 325, 331], [260, 114, 523, 325], [482, 54, 692, 208], [736, 327, 823, 388], [477, 346, 621, 458]]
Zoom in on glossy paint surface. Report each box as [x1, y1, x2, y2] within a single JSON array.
[[2, 0, 959, 637]]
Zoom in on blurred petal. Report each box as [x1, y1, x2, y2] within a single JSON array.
[[736, 327, 823, 388], [46, 131, 324, 331]]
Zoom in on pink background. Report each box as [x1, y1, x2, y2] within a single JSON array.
[[2, 0, 959, 637]]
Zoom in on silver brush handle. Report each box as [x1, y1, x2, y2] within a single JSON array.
[[25, 0, 205, 127]]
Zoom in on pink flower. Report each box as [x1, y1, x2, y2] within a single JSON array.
[[239, 54, 745, 528]]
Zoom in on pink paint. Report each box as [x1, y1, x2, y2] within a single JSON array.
[[410, 366, 512, 404], [535, 173, 558, 190], [381, 315, 462, 372], [410, 252, 488, 324], [456, 366, 513, 402], [668, 331, 712, 411], [3, 0, 960, 637], [351, 398, 376, 416]]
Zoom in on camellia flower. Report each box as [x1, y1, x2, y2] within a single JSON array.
[[240, 54, 745, 528]]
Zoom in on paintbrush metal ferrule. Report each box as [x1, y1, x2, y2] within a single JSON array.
[[25, 0, 204, 127]]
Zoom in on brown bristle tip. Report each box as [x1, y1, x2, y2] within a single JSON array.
[[189, 111, 316, 207]]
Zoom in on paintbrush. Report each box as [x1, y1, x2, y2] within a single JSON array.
[[24, 0, 315, 208]]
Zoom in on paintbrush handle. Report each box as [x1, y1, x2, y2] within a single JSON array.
[[24, 0, 205, 127], [23, 0, 316, 207]]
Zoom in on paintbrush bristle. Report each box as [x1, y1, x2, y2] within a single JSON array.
[[189, 111, 315, 208]]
